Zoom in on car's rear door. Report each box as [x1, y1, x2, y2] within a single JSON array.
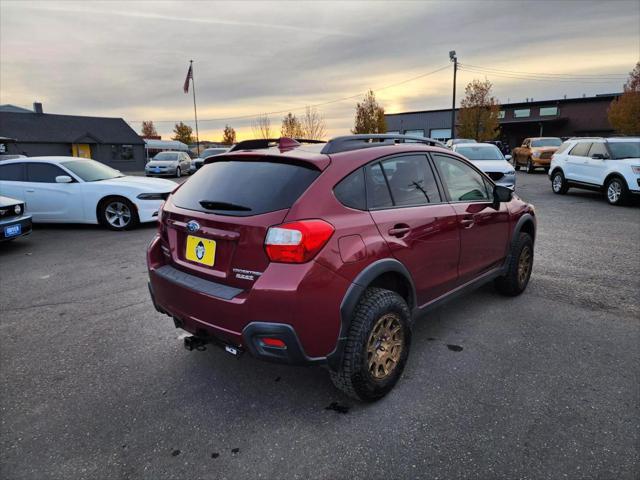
[[431, 153, 510, 284], [366, 154, 460, 305], [564, 142, 592, 182]]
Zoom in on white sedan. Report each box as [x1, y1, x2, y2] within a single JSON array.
[[451, 143, 517, 189], [0, 157, 176, 231]]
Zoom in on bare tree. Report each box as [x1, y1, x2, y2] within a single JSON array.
[[141, 120, 158, 137], [251, 113, 272, 139], [301, 106, 327, 140]]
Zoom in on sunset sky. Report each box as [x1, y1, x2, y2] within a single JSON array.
[[1, 0, 639, 142]]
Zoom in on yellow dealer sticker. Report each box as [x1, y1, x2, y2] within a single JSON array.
[[185, 235, 216, 266]]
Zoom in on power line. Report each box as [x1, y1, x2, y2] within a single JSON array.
[[127, 64, 451, 124], [462, 63, 628, 78], [459, 65, 626, 84]]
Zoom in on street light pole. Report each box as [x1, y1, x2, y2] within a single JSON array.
[[449, 51, 457, 141]]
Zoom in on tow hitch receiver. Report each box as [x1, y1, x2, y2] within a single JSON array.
[[183, 335, 244, 358], [184, 336, 208, 351]]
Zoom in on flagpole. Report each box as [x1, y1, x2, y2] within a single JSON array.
[[190, 60, 200, 156]]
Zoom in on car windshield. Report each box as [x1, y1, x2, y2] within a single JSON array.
[[531, 138, 562, 147], [456, 146, 504, 160], [153, 152, 179, 161], [607, 141, 640, 159], [61, 160, 123, 182]]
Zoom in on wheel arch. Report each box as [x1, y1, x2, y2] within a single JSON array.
[[512, 213, 536, 245], [327, 258, 416, 371], [96, 194, 139, 224], [603, 172, 628, 191]]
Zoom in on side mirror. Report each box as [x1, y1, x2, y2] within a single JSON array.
[[55, 175, 73, 183], [591, 153, 607, 160], [493, 184, 513, 203], [505, 154, 512, 161]]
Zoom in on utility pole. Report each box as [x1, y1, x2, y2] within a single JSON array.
[[449, 51, 457, 141]]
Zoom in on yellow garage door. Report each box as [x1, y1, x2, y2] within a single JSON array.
[[72, 144, 92, 158]]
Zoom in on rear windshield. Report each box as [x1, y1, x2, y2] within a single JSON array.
[[456, 145, 504, 160], [171, 159, 320, 216], [153, 152, 179, 161], [531, 138, 562, 147]]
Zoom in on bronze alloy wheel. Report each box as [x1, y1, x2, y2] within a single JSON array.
[[517, 245, 532, 288], [367, 313, 404, 380]]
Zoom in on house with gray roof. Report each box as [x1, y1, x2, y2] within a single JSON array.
[[0, 103, 145, 171]]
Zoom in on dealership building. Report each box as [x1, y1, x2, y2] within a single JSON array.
[[385, 93, 620, 148], [0, 103, 146, 171]]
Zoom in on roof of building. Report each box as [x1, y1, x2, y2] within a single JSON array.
[[0, 112, 144, 145], [0, 104, 33, 114], [144, 139, 189, 151], [384, 93, 622, 117]]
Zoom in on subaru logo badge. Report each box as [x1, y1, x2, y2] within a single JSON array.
[[186, 220, 200, 233]]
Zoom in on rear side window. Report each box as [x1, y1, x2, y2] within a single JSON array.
[[554, 142, 571, 155], [365, 163, 393, 209], [569, 142, 592, 157], [334, 168, 366, 210], [588, 143, 609, 158], [0, 162, 25, 181], [171, 160, 320, 216], [26, 163, 66, 182]]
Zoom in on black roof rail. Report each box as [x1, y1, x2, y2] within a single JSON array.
[[229, 138, 325, 152], [320, 134, 446, 154]]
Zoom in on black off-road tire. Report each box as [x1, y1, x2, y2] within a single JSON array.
[[551, 170, 569, 195], [329, 287, 411, 402], [604, 176, 629, 206], [495, 232, 534, 296]]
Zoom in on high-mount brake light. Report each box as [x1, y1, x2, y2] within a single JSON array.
[[265, 219, 335, 263]]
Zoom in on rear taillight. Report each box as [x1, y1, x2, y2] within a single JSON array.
[[265, 219, 334, 263]]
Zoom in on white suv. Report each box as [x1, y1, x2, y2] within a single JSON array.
[[549, 137, 640, 205]]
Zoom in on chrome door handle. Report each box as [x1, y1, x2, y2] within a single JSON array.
[[26, 189, 35, 193], [460, 218, 474, 229]]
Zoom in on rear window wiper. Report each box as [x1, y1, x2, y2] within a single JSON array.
[[199, 200, 252, 212]]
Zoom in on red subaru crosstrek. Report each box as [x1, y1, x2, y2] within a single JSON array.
[[147, 135, 536, 401]]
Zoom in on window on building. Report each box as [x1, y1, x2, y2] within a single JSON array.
[[26, 163, 67, 183], [121, 145, 134, 160], [539, 106, 558, 116], [430, 128, 452, 141], [403, 129, 424, 137], [498, 110, 505, 119], [514, 109, 531, 118], [386, 131, 400, 135]]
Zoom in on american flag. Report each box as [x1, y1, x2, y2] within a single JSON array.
[[183, 64, 193, 94]]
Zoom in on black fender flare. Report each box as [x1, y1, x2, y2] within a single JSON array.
[[512, 213, 536, 245], [326, 258, 416, 371]]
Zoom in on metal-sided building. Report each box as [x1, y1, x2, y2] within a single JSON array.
[[0, 103, 145, 171], [385, 93, 620, 148]]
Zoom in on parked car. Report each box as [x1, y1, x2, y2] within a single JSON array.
[[445, 138, 476, 148], [147, 135, 536, 401], [145, 151, 192, 178], [484, 140, 511, 156], [452, 143, 516, 189], [549, 137, 640, 205], [0, 157, 176, 230], [512, 137, 562, 173], [192, 147, 229, 171], [0, 195, 32, 241]]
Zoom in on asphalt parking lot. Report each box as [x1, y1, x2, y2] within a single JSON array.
[[1, 171, 638, 480]]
